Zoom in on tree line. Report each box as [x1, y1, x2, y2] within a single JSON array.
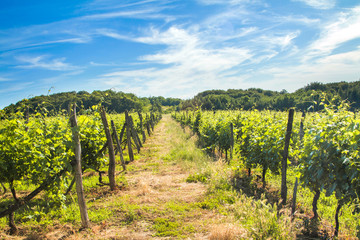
[[2, 90, 181, 117], [2, 80, 360, 115], [179, 81, 360, 111]]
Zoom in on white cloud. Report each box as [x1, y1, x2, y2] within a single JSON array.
[[96, 26, 254, 98], [96, 65, 248, 99], [0, 77, 11, 82], [278, 15, 320, 25], [0, 81, 34, 94], [0, 21, 94, 52], [82, 0, 170, 14], [256, 31, 300, 50], [260, 46, 360, 92], [83, 0, 159, 11], [15, 56, 80, 71], [0, 2, 174, 53], [40, 70, 84, 84], [293, 0, 336, 9], [306, 6, 360, 58], [136, 27, 199, 46], [103, 21, 359, 97], [96, 28, 132, 41], [82, 9, 154, 20], [39, 38, 90, 45], [89, 61, 119, 67], [197, 0, 253, 6], [81, 8, 175, 22], [137, 26, 252, 72]]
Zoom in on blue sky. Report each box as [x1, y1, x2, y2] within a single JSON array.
[[1, 0, 360, 109]]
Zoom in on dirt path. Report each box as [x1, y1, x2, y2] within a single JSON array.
[[63, 115, 241, 239]]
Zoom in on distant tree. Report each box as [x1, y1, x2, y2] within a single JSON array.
[[150, 99, 162, 113]]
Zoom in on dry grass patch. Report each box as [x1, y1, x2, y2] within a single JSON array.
[[209, 223, 247, 240]]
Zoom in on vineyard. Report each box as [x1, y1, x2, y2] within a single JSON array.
[[173, 97, 360, 238], [0, 98, 360, 239], [0, 104, 161, 237]]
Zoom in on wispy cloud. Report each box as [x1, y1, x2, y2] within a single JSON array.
[[95, 26, 253, 98], [276, 15, 320, 25], [0, 77, 11, 82], [89, 61, 119, 67], [40, 70, 84, 84], [306, 6, 360, 58], [292, 0, 336, 9], [0, 1, 175, 53], [260, 46, 360, 91], [0, 23, 93, 53], [15, 55, 80, 71], [136, 26, 199, 46], [82, 8, 174, 21], [0, 81, 34, 94], [256, 31, 300, 50], [197, 0, 254, 6], [136, 26, 252, 71], [96, 28, 133, 41], [82, 0, 169, 12], [80, 0, 178, 23], [38, 38, 90, 45]]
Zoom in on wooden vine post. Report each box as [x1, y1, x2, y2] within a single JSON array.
[[312, 189, 321, 220], [138, 112, 146, 143], [146, 115, 151, 136], [230, 122, 234, 161], [129, 115, 141, 152], [25, 106, 29, 123], [299, 111, 306, 143], [119, 123, 126, 145], [100, 107, 117, 191], [125, 110, 134, 162], [335, 199, 344, 237], [150, 113, 155, 131], [24, 106, 29, 132], [69, 104, 90, 228], [291, 177, 298, 219], [111, 120, 126, 171], [281, 108, 294, 205]]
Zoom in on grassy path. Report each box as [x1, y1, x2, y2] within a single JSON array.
[[63, 114, 242, 239]]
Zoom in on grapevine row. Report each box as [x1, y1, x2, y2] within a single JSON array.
[[173, 100, 360, 237], [0, 105, 161, 232]]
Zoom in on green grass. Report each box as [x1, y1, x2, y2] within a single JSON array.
[[163, 117, 297, 238], [186, 172, 209, 183], [266, 167, 360, 237], [152, 216, 196, 238], [153, 217, 182, 237], [145, 162, 160, 173]]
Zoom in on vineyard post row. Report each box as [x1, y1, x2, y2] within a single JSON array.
[[0, 105, 162, 233], [101, 109, 161, 191], [173, 109, 295, 204], [172, 106, 360, 238]]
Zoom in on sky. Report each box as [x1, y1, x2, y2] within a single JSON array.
[[1, 0, 360, 109]]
